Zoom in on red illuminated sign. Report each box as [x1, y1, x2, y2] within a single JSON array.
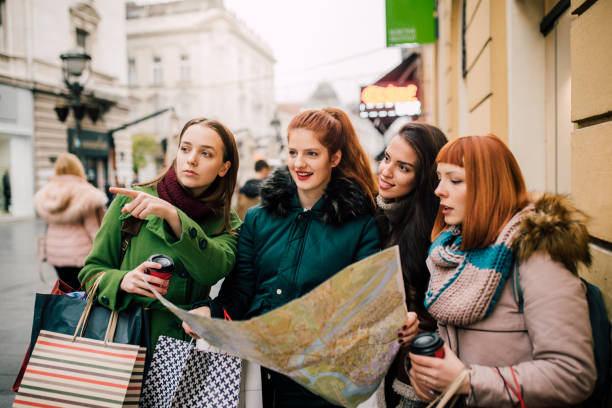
[[359, 83, 421, 118], [360, 84, 418, 104]]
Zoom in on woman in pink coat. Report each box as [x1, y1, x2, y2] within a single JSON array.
[[407, 135, 596, 407], [34, 153, 107, 289]]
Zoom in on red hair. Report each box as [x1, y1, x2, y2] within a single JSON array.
[[287, 107, 377, 204], [431, 135, 529, 249]]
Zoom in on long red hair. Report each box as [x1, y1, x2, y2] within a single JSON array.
[[431, 135, 529, 249], [287, 107, 377, 204]]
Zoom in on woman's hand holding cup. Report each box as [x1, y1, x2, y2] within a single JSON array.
[[120, 260, 170, 298], [409, 342, 470, 400]]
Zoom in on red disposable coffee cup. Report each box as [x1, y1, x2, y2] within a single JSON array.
[[146, 254, 174, 286], [409, 332, 445, 358]]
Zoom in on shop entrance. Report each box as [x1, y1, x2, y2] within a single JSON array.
[[68, 129, 110, 189]]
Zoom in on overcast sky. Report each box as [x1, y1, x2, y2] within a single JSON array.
[[224, 0, 403, 105]]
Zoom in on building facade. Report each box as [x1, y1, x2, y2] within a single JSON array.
[[125, 0, 275, 185], [0, 0, 132, 217], [429, 0, 612, 334]]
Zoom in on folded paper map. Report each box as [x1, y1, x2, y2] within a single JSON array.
[[150, 246, 407, 407]]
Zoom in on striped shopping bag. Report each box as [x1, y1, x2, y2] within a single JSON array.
[[13, 331, 144, 408], [124, 346, 146, 407], [13, 274, 146, 408]]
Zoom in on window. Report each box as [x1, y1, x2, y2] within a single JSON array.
[[128, 58, 137, 86], [179, 54, 190, 82], [152, 56, 163, 84], [76, 28, 89, 49]]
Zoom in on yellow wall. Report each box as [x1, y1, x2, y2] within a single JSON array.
[[440, 0, 508, 141], [570, 0, 612, 325]]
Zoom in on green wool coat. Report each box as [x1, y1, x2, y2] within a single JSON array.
[[79, 186, 241, 351]]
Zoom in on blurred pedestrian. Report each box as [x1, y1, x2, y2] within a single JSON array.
[[34, 153, 107, 289], [2, 169, 10, 213], [183, 107, 381, 407], [79, 118, 241, 352], [408, 135, 596, 406], [235, 158, 270, 219], [375, 123, 447, 407]]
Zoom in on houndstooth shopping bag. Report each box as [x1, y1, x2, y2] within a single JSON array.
[[141, 335, 241, 408], [174, 345, 242, 408]]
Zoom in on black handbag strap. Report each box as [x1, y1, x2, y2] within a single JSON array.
[[119, 217, 144, 266]]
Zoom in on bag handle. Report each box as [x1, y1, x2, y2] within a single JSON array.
[[119, 217, 144, 266], [72, 274, 104, 341], [425, 368, 471, 408], [104, 311, 119, 345]]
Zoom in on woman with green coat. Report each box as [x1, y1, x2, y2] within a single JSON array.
[[79, 118, 241, 351], [183, 107, 382, 407]]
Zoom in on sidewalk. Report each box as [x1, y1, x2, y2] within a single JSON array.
[[0, 215, 34, 224], [0, 219, 53, 407]]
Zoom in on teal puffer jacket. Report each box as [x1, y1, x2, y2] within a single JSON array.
[[210, 169, 381, 320]]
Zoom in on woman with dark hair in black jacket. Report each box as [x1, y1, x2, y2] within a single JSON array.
[[375, 123, 447, 407]]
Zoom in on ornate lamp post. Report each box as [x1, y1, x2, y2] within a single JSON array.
[[54, 48, 92, 160]]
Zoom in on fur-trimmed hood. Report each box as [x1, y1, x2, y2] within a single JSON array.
[[34, 175, 108, 224], [260, 168, 375, 225], [513, 194, 591, 274]]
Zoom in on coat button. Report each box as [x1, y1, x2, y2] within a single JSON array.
[[100, 295, 109, 305], [276, 289, 282, 295], [178, 271, 187, 278], [199, 238, 208, 250], [189, 227, 197, 238]]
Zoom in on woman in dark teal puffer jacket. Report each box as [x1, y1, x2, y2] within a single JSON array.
[[184, 107, 381, 407]]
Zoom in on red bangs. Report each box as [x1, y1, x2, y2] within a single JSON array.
[[436, 137, 465, 167], [431, 135, 529, 249]]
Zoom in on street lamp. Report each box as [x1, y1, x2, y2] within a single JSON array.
[[54, 48, 92, 160]]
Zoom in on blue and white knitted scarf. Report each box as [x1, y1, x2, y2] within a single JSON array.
[[425, 207, 529, 326]]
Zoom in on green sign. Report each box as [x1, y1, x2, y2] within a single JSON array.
[[386, 0, 436, 46]]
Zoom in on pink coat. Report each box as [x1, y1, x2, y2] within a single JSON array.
[[34, 175, 107, 267], [438, 196, 596, 407]]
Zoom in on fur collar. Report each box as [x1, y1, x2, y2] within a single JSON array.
[[513, 194, 591, 274], [34, 175, 108, 223], [260, 168, 374, 225]]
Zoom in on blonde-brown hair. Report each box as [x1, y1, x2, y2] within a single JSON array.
[[431, 135, 529, 250], [287, 107, 377, 204], [54, 153, 86, 179], [140, 118, 239, 235]]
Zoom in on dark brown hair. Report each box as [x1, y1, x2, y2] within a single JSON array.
[[377, 122, 447, 308], [287, 107, 377, 204], [141, 118, 239, 234]]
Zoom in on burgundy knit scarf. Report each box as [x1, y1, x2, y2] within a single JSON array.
[[157, 168, 212, 222]]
